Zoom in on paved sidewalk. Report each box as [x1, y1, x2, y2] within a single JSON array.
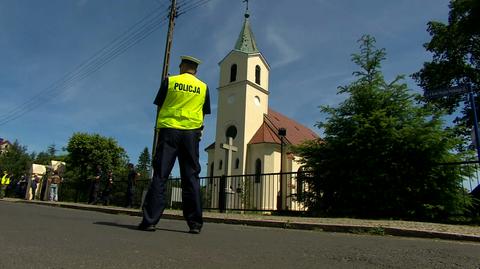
[[3, 198, 480, 243]]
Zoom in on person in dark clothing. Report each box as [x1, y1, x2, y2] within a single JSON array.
[[31, 174, 40, 200], [100, 171, 114, 206], [15, 174, 27, 198], [126, 163, 139, 208], [138, 55, 210, 234], [89, 166, 103, 205]]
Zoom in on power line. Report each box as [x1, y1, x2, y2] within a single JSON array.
[[0, 0, 216, 126], [0, 6, 170, 126], [0, 7, 169, 124], [152, 0, 169, 9], [177, 0, 214, 16]]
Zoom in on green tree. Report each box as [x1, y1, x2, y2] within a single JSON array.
[[296, 35, 472, 221], [0, 140, 33, 180], [34, 152, 52, 165], [33, 144, 63, 165], [413, 0, 480, 130], [136, 147, 151, 181], [65, 133, 128, 188], [47, 144, 57, 157]]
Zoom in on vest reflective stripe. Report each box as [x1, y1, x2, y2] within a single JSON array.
[[157, 73, 207, 130], [1, 175, 10, 185]]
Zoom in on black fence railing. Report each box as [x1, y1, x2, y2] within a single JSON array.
[[447, 161, 480, 193], [10, 163, 479, 217], [200, 172, 309, 212], [57, 179, 151, 207], [49, 172, 311, 212]]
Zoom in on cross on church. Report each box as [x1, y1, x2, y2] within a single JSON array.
[[243, 0, 249, 11], [221, 137, 238, 176]]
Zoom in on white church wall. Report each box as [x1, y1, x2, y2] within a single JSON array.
[[246, 143, 280, 210]]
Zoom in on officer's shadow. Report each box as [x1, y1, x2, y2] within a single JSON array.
[[93, 221, 189, 234]]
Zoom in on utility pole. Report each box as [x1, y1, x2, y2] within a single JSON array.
[[152, 0, 177, 160]]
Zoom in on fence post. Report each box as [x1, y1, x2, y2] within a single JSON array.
[[219, 175, 226, 213]]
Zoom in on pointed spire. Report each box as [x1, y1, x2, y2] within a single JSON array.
[[234, 11, 259, 53]]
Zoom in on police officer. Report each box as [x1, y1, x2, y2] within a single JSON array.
[[0, 171, 11, 199], [138, 55, 211, 234]]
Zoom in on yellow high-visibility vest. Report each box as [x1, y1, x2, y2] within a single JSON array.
[[157, 73, 207, 130], [1, 174, 10, 185]]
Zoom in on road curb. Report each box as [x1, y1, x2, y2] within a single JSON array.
[[8, 199, 480, 243]]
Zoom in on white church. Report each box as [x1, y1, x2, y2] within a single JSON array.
[[204, 11, 319, 211]]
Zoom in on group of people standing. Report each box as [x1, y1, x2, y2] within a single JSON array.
[[29, 171, 62, 201], [88, 163, 139, 207], [0, 170, 63, 201]]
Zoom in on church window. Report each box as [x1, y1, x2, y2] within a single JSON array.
[[219, 160, 223, 170], [230, 64, 237, 82], [235, 158, 240, 169], [255, 65, 261, 85], [255, 158, 262, 183], [225, 125, 237, 140], [253, 96, 261, 106]]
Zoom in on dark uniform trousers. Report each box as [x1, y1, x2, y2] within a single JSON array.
[[142, 128, 203, 229]]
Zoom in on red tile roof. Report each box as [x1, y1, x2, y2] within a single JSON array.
[[249, 109, 319, 145]]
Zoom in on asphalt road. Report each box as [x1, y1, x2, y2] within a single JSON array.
[[0, 202, 479, 269]]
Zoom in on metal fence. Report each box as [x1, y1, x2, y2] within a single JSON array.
[[44, 163, 480, 215], [456, 161, 480, 193], [199, 172, 309, 212], [52, 171, 310, 212]]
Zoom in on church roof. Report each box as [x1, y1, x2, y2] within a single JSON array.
[[234, 13, 259, 54], [249, 109, 319, 146]]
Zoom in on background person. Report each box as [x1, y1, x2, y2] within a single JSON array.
[[88, 165, 103, 205], [100, 171, 114, 206], [31, 174, 40, 200], [0, 171, 11, 199], [126, 163, 139, 208], [49, 171, 62, 202]]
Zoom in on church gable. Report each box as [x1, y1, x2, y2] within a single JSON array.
[[249, 121, 281, 144], [248, 109, 319, 146]]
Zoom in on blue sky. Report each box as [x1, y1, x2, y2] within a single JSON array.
[[0, 0, 450, 175]]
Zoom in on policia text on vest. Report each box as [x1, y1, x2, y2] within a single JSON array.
[[173, 82, 201, 94]]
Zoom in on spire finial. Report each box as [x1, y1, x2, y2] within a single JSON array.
[[243, 0, 250, 17]]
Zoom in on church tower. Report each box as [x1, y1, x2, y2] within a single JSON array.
[[204, 7, 319, 211], [207, 11, 270, 177]]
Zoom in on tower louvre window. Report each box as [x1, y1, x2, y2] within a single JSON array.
[[230, 64, 237, 82], [255, 65, 261, 85]]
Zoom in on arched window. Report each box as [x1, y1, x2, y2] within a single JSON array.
[[219, 160, 223, 170], [230, 64, 237, 82], [235, 158, 240, 169], [255, 65, 261, 85], [255, 158, 262, 183]]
